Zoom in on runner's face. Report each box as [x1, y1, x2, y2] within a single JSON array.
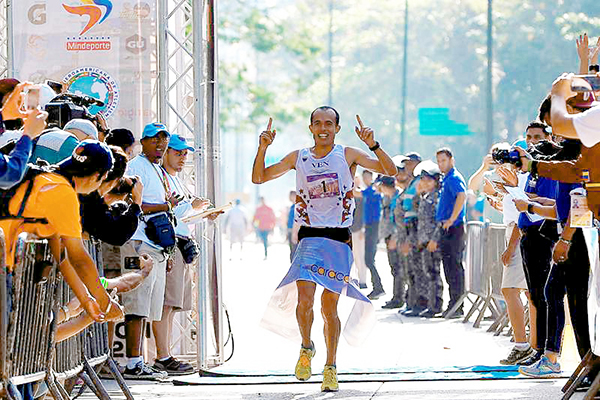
[[165, 148, 188, 173], [309, 109, 340, 146]]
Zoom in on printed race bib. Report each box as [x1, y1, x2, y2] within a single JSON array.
[[307, 173, 340, 199]]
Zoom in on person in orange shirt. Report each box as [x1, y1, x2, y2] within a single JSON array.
[[253, 197, 277, 259], [1, 140, 123, 322]]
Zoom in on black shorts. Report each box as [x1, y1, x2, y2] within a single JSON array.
[[298, 226, 352, 248]]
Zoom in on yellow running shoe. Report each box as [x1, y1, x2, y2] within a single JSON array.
[[294, 342, 315, 381], [321, 365, 338, 392]]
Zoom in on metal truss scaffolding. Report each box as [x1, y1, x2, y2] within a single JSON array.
[[0, 0, 10, 78], [0, 0, 224, 370], [157, 0, 224, 369]]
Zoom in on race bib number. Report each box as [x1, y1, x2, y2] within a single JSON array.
[[307, 173, 340, 199], [571, 194, 593, 228]]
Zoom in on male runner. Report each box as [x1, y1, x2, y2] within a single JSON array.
[[252, 106, 396, 392]]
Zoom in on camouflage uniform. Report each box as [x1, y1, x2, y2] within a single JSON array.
[[416, 190, 444, 313], [380, 191, 404, 305], [401, 177, 429, 310]]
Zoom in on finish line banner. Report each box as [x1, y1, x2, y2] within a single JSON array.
[[12, 1, 157, 134]]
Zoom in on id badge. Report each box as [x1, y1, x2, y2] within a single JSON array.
[[570, 194, 593, 228]]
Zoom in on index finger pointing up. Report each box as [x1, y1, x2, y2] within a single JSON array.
[[267, 117, 273, 131], [356, 115, 364, 129]]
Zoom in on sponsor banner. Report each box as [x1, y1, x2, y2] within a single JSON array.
[[12, 0, 157, 135]]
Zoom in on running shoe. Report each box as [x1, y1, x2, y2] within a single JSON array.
[[517, 349, 543, 366], [367, 288, 385, 300], [518, 355, 561, 378], [500, 346, 535, 365], [294, 342, 315, 381], [153, 356, 195, 375], [123, 362, 168, 381], [321, 365, 339, 392]]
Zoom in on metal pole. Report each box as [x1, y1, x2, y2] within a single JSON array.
[[327, 0, 333, 105], [157, 0, 168, 122], [400, 0, 408, 154], [6, 0, 14, 76], [196, 0, 224, 369], [486, 0, 493, 151]]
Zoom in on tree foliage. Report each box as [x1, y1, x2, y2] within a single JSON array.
[[220, 0, 600, 193]]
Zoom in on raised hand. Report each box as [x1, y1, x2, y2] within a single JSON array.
[[591, 36, 600, 64], [259, 118, 276, 148], [1, 82, 29, 121], [354, 115, 376, 148], [577, 33, 590, 62]]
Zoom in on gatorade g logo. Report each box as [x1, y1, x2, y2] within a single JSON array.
[[63, 0, 113, 35], [28, 4, 47, 25]]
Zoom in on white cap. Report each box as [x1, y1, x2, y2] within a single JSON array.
[[63, 118, 99, 140]]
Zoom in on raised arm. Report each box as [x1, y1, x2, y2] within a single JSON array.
[[346, 115, 397, 176], [251, 118, 298, 184], [550, 74, 579, 139]]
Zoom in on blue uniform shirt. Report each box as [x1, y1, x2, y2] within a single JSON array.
[[402, 176, 421, 222], [517, 175, 559, 229], [556, 182, 581, 224], [0, 135, 32, 190], [362, 185, 382, 225], [435, 167, 467, 227], [287, 204, 295, 229]]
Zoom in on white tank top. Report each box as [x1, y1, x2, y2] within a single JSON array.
[[295, 144, 355, 228]]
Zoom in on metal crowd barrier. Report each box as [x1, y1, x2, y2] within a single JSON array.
[[0, 232, 64, 399], [53, 239, 133, 400], [452, 222, 506, 328], [0, 231, 133, 400]]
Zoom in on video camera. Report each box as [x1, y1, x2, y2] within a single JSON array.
[[491, 147, 522, 168], [44, 92, 104, 129]]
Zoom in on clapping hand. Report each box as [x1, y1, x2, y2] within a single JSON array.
[[259, 118, 276, 148], [354, 115, 376, 148]]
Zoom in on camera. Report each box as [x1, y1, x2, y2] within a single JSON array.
[[491, 147, 522, 168], [111, 176, 138, 195], [44, 93, 104, 129]]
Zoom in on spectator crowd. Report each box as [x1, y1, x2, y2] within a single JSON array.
[[3, 30, 600, 399]]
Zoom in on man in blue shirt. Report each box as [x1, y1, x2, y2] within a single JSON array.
[[362, 169, 384, 299], [430, 148, 467, 317]]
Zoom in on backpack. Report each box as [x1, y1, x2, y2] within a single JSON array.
[[0, 163, 54, 224]]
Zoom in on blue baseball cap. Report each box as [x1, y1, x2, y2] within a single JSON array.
[[168, 134, 195, 151], [57, 139, 114, 176], [142, 122, 170, 139]]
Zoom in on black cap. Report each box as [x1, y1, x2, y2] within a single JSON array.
[[404, 152, 422, 163], [57, 139, 114, 176]]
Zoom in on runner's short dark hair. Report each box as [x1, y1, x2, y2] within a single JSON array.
[[436, 147, 453, 158], [310, 106, 340, 125]]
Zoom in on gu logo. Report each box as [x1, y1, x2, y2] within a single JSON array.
[[63, 0, 113, 35]]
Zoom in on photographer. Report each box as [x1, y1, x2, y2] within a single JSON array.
[[0, 81, 49, 188], [80, 145, 143, 246], [106, 128, 136, 159]]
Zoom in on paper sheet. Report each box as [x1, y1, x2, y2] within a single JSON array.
[[504, 186, 544, 223]]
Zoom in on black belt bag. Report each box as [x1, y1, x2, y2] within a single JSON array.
[[145, 212, 176, 251], [177, 236, 200, 264]]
